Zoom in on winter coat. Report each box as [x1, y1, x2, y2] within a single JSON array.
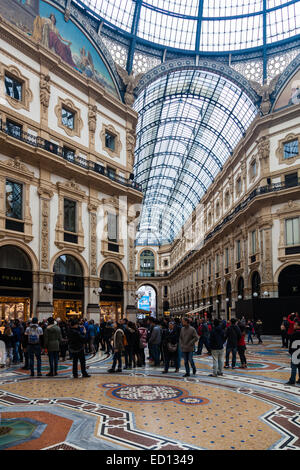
[[225, 325, 241, 348], [67, 327, 86, 353], [148, 325, 162, 345], [138, 327, 148, 349], [209, 325, 225, 350], [44, 324, 62, 352], [113, 328, 125, 351], [179, 325, 198, 352]]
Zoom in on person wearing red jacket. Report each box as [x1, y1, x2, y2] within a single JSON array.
[[237, 326, 247, 368], [287, 313, 296, 348]]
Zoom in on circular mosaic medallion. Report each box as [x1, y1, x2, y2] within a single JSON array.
[[179, 396, 209, 405], [111, 384, 184, 402]]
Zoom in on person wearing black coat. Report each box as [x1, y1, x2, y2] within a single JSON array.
[[162, 322, 180, 373], [67, 320, 90, 379], [209, 319, 225, 377], [224, 318, 241, 369]]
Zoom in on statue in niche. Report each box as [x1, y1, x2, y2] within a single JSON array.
[[115, 64, 143, 106]]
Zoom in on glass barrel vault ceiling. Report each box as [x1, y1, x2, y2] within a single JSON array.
[[133, 69, 258, 245], [78, 0, 300, 52]]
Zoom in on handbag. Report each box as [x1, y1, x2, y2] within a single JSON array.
[[167, 342, 178, 353]]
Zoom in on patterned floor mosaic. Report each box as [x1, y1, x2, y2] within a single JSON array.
[[0, 337, 299, 450]]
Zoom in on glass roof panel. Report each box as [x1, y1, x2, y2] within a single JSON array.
[[134, 68, 257, 245], [79, 0, 300, 52]]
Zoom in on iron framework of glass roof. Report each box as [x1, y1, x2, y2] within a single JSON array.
[[71, 1, 300, 246], [76, 0, 300, 78], [133, 69, 258, 245]]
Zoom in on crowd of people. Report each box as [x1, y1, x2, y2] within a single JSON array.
[[0, 313, 299, 385]]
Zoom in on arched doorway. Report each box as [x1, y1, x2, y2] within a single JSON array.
[[0, 245, 32, 322], [251, 271, 261, 297], [140, 250, 155, 276], [279, 265, 300, 297], [53, 255, 84, 320], [137, 284, 157, 318], [100, 262, 123, 321]]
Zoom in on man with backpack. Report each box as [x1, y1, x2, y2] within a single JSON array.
[[224, 318, 241, 370], [25, 317, 44, 377], [196, 318, 211, 355], [67, 319, 90, 379]]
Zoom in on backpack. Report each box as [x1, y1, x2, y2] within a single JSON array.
[[28, 327, 40, 345]]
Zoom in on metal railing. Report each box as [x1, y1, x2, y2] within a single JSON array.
[[135, 271, 169, 277], [0, 119, 142, 192]]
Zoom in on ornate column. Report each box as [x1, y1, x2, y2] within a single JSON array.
[[36, 185, 54, 320], [86, 201, 101, 322]]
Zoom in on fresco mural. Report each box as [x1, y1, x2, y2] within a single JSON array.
[[0, 0, 119, 97], [274, 67, 300, 111]]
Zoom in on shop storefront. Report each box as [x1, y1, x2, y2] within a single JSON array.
[[53, 255, 84, 321], [100, 263, 123, 322], [0, 246, 32, 322]]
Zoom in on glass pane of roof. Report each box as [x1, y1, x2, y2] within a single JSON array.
[[79, 0, 300, 52], [134, 68, 257, 245]]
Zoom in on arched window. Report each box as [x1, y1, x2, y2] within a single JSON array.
[[251, 271, 261, 297], [54, 255, 83, 276], [140, 250, 155, 276], [0, 246, 31, 271], [100, 262, 122, 281], [279, 265, 300, 297]]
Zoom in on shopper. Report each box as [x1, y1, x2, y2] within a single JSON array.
[[148, 318, 162, 367], [196, 318, 211, 355], [67, 319, 90, 379], [108, 322, 125, 373], [179, 317, 198, 377], [208, 319, 225, 377], [162, 321, 180, 373], [44, 317, 62, 376], [137, 321, 147, 366], [237, 325, 247, 368], [254, 319, 263, 344], [3, 326, 15, 367], [25, 317, 44, 377], [224, 318, 241, 369]]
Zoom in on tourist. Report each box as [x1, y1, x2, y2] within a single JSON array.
[[44, 316, 62, 376], [108, 322, 125, 373], [129, 321, 140, 368], [88, 319, 96, 354], [179, 317, 198, 377], [237, 324, 247, 368], [2, 326, 15, 368], [103, 321, 114, 354], [286, 320, 300, 385], [21, 321, 30, 370], [162, 321, 180, 373], [208, 319, 225, 377], [196, 318, 211, 355], [137, 320, 147, 366], [25, 317, 44, 377], [12, 320, 23, 364], [124, 321, 135, 369], [254, 319, 263, 344], [246, 320, 254, 344], [58, 320, 69, 361], [148, 318, 162, 367], [280, 316, 289, 348], [287, 313, 296, 348], [67, 319, 90, 379], [224, 318, 241, 369]]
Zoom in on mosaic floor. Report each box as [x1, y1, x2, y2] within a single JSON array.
[[0, 336, 299, 450]]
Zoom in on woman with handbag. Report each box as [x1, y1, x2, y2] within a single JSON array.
[[162, 321, 180, 373]]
